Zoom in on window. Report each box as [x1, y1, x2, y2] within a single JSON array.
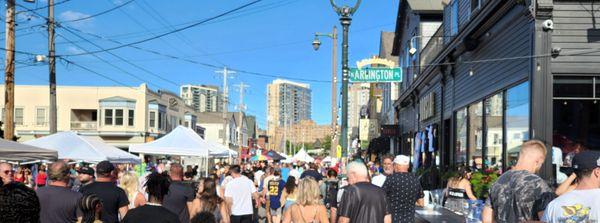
[[128, 110, 134, 126], [149, 111, 156, 127], [450, 0, 459, 36], [104, 109, 113, 125], [455, 108, 468, 164], [485, 93, 503, 169], [468, 102, 483, 169], [506, 82, 530, 167], [15, 108, 23, 125], [92, 111, 97, 121], [36, 108, 46, 126], [158, 112, 165, 129], [115, 109, 123, 126], [471, 0, 481, 11], [554, 76, 594, 98]]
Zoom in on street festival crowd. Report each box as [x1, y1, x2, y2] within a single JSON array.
[[1, 140, 600, 222]]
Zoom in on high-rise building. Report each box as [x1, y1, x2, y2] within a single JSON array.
[[348, 83, 371, 139], [180, 85, 222, 112], [267, 79, 312, 147]]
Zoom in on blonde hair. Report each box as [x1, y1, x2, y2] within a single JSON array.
[[119, 172, 140, 202], [296, 178, 321, 206], [519, 140, 547, 158]]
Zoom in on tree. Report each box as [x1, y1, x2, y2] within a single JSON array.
[[321, 135, 332, 152]]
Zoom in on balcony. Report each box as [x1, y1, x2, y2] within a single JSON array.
[[420, 25, 444, 71], [71, 121, 98, 130]]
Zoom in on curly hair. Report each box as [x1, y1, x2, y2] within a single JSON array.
[[145, 172, 171, 201], [0, 183, 40, 223]]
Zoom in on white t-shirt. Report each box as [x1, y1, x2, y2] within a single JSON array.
[[224, 175, 257, 216], [289, 169, 300, 180], [371, 174, 387, 187], [542, 189, 600, 223], [254, 170, 264, 186]]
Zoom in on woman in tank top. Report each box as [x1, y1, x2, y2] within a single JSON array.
[[280, 176, 298, 213], [191, 177, 229, 223], [282, 178, 329, 223], [119, 172, 146, 209], [444, 166, 477, 213]]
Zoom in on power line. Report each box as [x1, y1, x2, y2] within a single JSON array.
[[60, 0, 135, 23], [56, 0, 263, 57], [16, 0, 73, 13], [59, 57, 137, 89]]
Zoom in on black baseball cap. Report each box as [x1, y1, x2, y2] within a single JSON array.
[[572, 150, 600, 170], [95, 161, 115, 175], [77, 166, 95, 176]]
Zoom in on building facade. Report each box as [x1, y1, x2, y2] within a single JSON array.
[[180, 84, 222, 112], [348, 83, 371, 139], [197, 112, 249, 150], [393, 0, 600, 182], [267, 79, 312, 146], [0, 84, 198, 148]]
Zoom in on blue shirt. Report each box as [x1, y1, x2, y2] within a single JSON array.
[[281, 167, 290, 182]]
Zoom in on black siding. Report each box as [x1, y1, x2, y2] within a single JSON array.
[[552, 1, 600, 74]]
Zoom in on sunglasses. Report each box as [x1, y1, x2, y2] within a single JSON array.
[[3, 170, 14, 175]]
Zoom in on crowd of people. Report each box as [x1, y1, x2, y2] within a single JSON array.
[[1, 139, 600, 223]]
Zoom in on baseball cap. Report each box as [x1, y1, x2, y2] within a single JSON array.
[[393, 155, 410, 165], [95, 161, 115, 175], [77, 166, 95, 176], [572, 150, 600, 170]]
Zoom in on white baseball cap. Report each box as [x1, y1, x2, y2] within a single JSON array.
[[393, 155, 410, 165]]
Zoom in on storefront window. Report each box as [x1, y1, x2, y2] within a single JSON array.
[[469, 102, 483, 169], [485, 93, 503, 170], [554, 76, 594, 98], [596, 77, 600, 98], [455, 108, 468, 165], [506, 82, 530, 167]]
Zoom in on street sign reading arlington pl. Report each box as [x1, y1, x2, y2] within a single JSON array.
[[349, 67, 402, 83]]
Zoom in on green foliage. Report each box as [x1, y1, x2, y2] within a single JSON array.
[[469, 169, 499, 199]]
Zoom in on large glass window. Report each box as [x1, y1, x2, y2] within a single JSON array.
[[15, 108, 23, 125], [115, 109, 123, 126], [485, 93, 504, 170], [469, 102, 483, 169], [104, 109, 113, 125], [506, 82, 530, 167], [456, 108, 468, 164]]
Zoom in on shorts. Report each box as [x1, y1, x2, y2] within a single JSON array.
[[269, 208, 282, 217]]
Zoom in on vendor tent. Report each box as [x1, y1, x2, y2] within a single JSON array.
[[293, 148, 315, 163], [0, 138, 58, 162], [129, 126, 212, 157], [208, 140, 238, 158], [266, 150, 286, 161], [24, 132, 140, 164]]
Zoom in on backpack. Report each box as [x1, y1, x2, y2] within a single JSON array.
[[324, 180, 339, 209]]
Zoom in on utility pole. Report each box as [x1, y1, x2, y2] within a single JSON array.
[[3, 0, 15, 140], [216, 67, 235, 146], [48, 0, 57, 133], [330, 26, 338, 158], [329, 0, 361, 157], [235, 82, 249, 154]]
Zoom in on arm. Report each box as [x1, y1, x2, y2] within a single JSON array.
[[118, 206, 129, 221], [252, 192, 260, 208], [318, 205, 330, 223], [416, 198, 425, 207], [338, 216, 350, 223], [463, 181, 478, 201], [225, 197, 233, 211], [282, 205, 293, 223], [280, 191, 288, 210], [330, 207, 337, 223], [384, 214, 392, 223], [187, 201, 194, 219], [555, 173, 577, 196], [482, 206, 494, 223], [220, 202, 230, 223]]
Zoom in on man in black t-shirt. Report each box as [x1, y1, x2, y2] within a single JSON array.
[[338, 162, 391, 223], [300, 163, 323, 182], [81, 161, 129, 223], [123, 172, 180, 223], [36, 161, 82, 223], [163, 163, 194, 223], [382, 155, 424, 223]]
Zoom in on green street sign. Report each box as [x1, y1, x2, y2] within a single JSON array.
[[349, 67, 402, 83]]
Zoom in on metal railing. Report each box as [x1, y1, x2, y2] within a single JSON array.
[[419, 25, 445, 71], [70, 121, 97, 130]]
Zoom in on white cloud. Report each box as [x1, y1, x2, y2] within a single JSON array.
[[59, 10, 94, 30], [66, 46, 85, 55]]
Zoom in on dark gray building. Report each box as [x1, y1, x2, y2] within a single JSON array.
[[393, 0, 600, 182]]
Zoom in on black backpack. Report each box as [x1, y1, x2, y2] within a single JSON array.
[[324, 180, 339, 209]]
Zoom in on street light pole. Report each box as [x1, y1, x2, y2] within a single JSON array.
[[312, 26, 338, 158], [329, 0, 361, 158], [3, 0, 15, 140]]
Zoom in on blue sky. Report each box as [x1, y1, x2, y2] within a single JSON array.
[[3, 0, 399, 129]]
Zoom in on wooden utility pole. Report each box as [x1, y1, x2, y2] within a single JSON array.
[[4, 0, 15, 140], [48, 0, 57, 133], [216, 67, 235, 146]]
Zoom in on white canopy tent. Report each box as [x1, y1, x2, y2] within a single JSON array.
[[0, 138, 58, 163], [293, 148, 315, 163], [208, 140, 238, 158], [24, 132, 140, 164], [129, 126, 214, 175]]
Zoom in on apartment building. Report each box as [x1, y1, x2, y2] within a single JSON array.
[[266, 79, 312, 141], [180, 84, 222, 112]]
